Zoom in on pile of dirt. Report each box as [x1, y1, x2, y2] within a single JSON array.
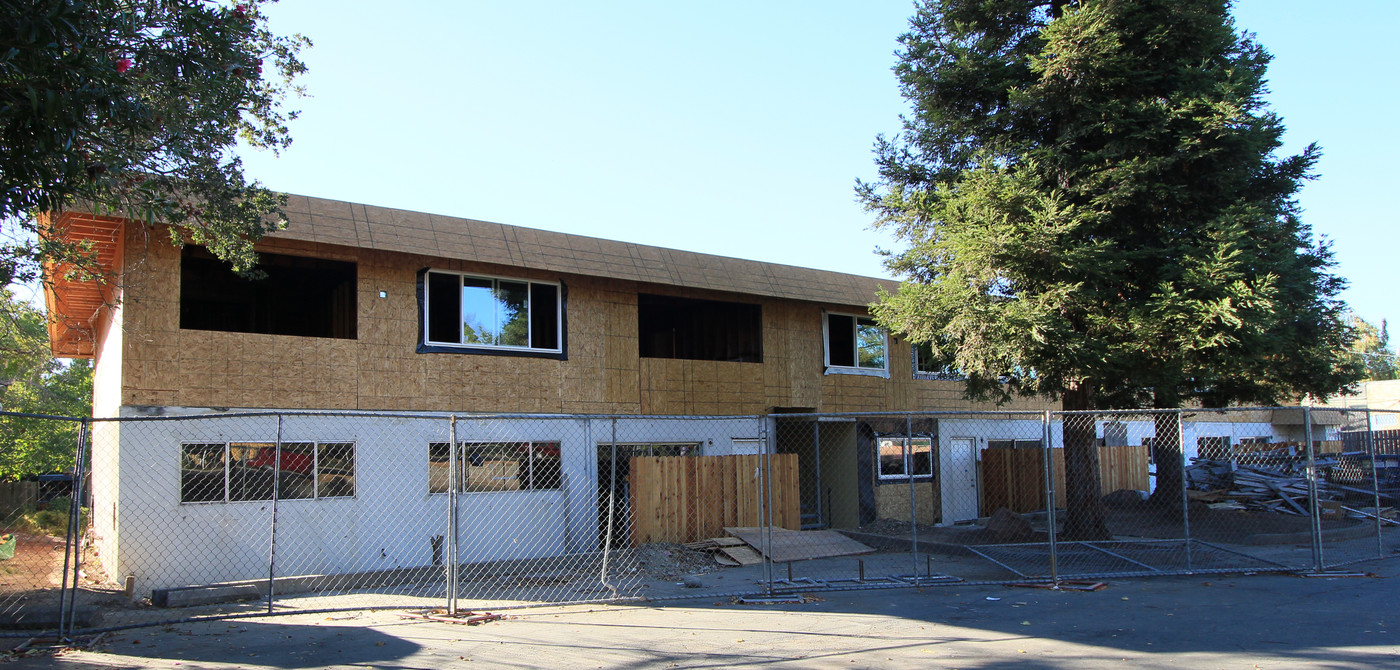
[[631, 543, 720, 581]]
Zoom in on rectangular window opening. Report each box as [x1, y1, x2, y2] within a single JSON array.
[[428, 441, 563, 493], [180, 441, 356, 503], [825, 313, 886, 372], [638, 294, 762, 362], [180, 247, 357, 339], [424, 270, 562, 353], [876, 437, 933, 480]]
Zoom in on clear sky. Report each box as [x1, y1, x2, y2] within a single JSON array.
[[239, 0, 1397, 331]]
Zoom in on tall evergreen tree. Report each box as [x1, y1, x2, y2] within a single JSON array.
[[862, 0, 1358, 538]]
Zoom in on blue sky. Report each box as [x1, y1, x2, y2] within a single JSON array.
[[240, 0, 1397, 331]]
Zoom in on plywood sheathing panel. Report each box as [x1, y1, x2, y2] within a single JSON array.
[[91, 212, 1056, 415], [722, 526, 875, 563]]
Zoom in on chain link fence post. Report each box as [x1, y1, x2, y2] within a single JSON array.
[[446, 415, 458, 615], [906, 414, 919, 583], [265, 415, 283, 615], [1365, 409, 1383, 560], [1041, 410, 1057, 585], [57, 417, 89, 641], [762, 414, 775, 596], [1303, 406, 1324, 572], [1177, 409, 1192, 572]]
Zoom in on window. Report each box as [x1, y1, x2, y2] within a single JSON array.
[[638, 294, 762, 362], [877, 437, 933, 480], [180, 441, 355, 503], [825, 313, 886, 374], [988, 439, 1040, 450], [597, 442, 700, 457], [423, 270, 561, 353], [180, 247, 357, 339], [428, 441, 562, 493], [912, 341, 963, 379], [1197, 436, 1231, 460]]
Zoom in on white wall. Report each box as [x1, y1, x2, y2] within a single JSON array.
[[102, 408, 763, 595]]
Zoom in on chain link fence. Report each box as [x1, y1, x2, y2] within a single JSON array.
[[2, 407, 1396, 638]]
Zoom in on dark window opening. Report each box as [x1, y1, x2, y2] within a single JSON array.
[[638, 294, 762, 362], [531, 283, 559, 349], [180, 247, 357, 339], [827, 314, 855, 367], [427, 271, 461, 344]]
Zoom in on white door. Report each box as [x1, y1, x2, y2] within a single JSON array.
[[939, 438, 979, 524]]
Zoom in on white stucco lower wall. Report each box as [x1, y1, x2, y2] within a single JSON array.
[[96, 407, 763, 596]]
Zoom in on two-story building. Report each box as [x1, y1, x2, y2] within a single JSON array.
[[61, 194, 1307, 593]]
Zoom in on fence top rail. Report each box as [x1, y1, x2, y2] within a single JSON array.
[[1053, 405, 1380, 417], [12, 406, 1396, 423], [768, 410, 1047, 420], [0, 410, 86, 422], [77, 410, 767, 424]]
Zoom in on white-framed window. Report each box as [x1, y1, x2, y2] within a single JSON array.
[[824, 312, 887, 376], [423, 270, 562, 352], [180, 441, 355, 503], [987, 439, 1040, 450], [912, 341, 963, 380], [877, 437, 933, 480], [428, 441, 562, 493]]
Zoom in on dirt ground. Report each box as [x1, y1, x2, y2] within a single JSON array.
[[0, 533, 67, 594], [855, 499, 1363, 547], [1105, 499, 1362, 542]]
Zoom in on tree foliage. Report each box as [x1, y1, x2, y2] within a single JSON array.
[[0, 290, 92, 479], [1349, 315, 1396, 381], [862, 0, 1359, 538], [0, 0, 310, 285]]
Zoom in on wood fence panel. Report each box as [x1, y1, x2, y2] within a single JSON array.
[[980, 446, 1147, 515], [1098, 446, 1150, 492], [629, 454, 800, 545], [0, 481, 38, 515]]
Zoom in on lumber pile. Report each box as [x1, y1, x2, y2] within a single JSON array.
[[1186, 453, 1392, 516], [684, 537, 761, 566]]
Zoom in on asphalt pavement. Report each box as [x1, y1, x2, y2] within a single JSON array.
[[7, 558, 1400, 669]]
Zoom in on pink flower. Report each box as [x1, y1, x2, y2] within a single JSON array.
[[115, 58, 133, 73]]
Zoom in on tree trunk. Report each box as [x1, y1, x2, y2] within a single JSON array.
[[1149, 409, 1184, 509], [1060, 384, 1112, 540]]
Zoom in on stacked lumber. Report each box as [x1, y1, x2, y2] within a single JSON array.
[[683, 537, 761, 566], [1185, 454, 1382, 515]]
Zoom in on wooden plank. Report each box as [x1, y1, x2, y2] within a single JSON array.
[[719, 545, 764, 565], [723, 526, 875, 563]]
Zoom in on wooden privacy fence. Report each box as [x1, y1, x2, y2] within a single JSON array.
[[0, 481, 39, 515], [981, 446, 1150, 515], [628, 454, 800, 545]]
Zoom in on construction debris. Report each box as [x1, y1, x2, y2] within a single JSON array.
[[1009, 580, 1108, 592], [682, 529, 876, 565], [401, 610, 504, 625], [1186, 452, 1396, 519]]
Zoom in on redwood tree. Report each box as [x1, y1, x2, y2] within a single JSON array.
[[862, 0, 1357, 538]]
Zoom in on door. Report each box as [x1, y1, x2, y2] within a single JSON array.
[[939, 437, 979, 524]]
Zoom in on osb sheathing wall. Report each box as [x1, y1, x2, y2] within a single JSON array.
[[113, 223, 1045, 415]]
